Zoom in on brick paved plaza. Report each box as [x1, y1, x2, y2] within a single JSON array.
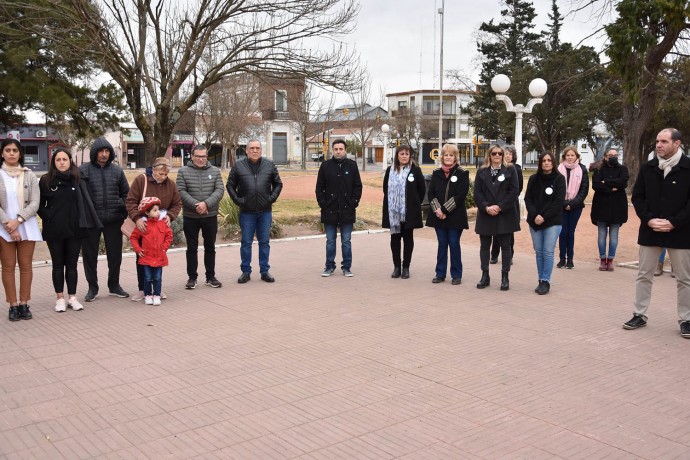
[[1, 232, 689, 458]]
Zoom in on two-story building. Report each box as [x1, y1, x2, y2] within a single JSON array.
[[0, 126, 67, 171], [386, 89, 486, 165]]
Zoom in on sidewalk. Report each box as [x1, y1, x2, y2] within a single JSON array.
[[1, 233, 688, 458]]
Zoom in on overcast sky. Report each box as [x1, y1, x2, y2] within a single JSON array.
[[330, 0, 609, 105]]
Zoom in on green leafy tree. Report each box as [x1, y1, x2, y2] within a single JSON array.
[[0, 1, 126, 140], [468, 0, 541, 140]]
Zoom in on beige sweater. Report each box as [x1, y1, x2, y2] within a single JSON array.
[[0, 169, 40, 223]]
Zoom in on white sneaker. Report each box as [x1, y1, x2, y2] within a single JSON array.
[[68, 297, 84, 311], [55, 298, 67, 313], [131, 291, 146, 302], [144, 295, 153, 305], [152, 296, 161, 306]]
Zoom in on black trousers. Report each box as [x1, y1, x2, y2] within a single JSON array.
[[82, 220, 124, 292], [490, 233, 515, 261], [390, 223, 414, 268], [47, 237, 82, 295], [183, 216, 218, 280], [481, 234, 511, 271]]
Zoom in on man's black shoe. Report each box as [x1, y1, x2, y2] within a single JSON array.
[[238, 272, 251, 284], [536, 281, 550, 295], [205, 278, 222, 288], [681, 322, 690, 338], [185, 278, 197, 289], [109, 286, 130, 298], [85, 289, 98, 302], [623, 315, 647, 330], [556, 259, 566, 268], [260, 272, 275, 283], [565, 260, 574, 269], [489, 258, 498, 264], [451, 278, 462, 285], [432, 277, 445, 283]]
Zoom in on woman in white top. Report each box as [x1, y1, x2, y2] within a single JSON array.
[[0, 139, 42, 321]]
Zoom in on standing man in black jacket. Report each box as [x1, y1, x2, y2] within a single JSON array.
[[177, 145, 225, 289], [315, 139, 363, 277], [79, 137, 130, 302], [226, 140, 283, 283], [624, 128, 690, 338]]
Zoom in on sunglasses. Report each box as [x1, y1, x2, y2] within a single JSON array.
[[490, 151, 503, 156]]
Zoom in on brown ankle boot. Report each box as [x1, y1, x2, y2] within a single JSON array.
[[606, 258, 614, 271], [599, 258, 607, 271]]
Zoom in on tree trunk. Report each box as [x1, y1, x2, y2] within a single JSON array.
[[622, 79, 658, 192]]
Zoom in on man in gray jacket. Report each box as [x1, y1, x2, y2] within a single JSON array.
[[176, 145, 225, 289]]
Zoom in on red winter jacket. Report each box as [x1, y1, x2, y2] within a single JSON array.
[[130, 219, 173, 267]]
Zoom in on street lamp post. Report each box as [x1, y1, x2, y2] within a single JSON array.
[[490, 74, 547, 166], [381, 124, 390, 172]]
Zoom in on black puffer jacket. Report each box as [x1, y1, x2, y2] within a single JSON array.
[[226, 157, 283, 212], [316, 157, 363, 225], [79, 137, 129, 224]]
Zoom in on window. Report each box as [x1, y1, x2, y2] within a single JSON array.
[[398, 101, 408, 109], [24, 146, 39, 165], [275, 90, 287, 112]]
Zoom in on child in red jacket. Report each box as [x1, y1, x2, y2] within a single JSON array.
[[130, 197, 173, 305]]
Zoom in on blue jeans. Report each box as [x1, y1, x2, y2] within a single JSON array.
[[530, 225, 561, 282], [558, 207, 583, 261], [597, 222, 620, 258], [142, 265, 162, 296], [239, 211, 272, 274], [324, 223, 353, 270], [434, 227, 463, 279]]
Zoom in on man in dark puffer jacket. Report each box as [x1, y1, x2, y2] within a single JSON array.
[[226, 140, 283, 284], [79, 137, 130, 302]]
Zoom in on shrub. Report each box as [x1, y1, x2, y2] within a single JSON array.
[[218, 196, 240, 238], [465, 180, 476, 209]]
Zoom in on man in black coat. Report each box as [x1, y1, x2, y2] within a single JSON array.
[[315, 139, 363, 277], [79, 137, 130, 302], [624, 128, 690, 338], [226, 140, 283, 283]]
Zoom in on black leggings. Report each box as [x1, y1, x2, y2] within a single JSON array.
[[482, 234, 511, 271], [47, 237, 82, 295], [390, 223, 414, 268]]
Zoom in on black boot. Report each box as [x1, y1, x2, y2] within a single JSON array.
[[500, 271, 509, 291], [17, 304, 32, 320], [391, 267, 401, 278], [8, 306, 20, 322], [401, 267, 410, 279], [476, 270, 490, 289]]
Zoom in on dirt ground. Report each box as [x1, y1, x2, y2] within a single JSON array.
[[31, 170, 645, 266]]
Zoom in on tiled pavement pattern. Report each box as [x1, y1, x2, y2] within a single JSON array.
[[1, 232, 689, 459]]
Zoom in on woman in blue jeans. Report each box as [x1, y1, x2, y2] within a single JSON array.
[[590, 148, 629, 271], [425, 144, 469, 285], [525, 152, 566, 295], [556, 146, 589, 269]]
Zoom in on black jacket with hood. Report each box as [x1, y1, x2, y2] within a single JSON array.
[[79, 137, 130, 225]]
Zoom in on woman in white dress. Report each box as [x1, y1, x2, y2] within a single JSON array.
[[0, 139, 42, 321]]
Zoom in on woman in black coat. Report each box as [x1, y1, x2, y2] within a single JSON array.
[[490, 144, 523, 265], [474, 145, 520, 291], [525, 152, 566, 295], [38, 148, 102, 313], [590, 148, 629, 271], [426, 144, 469, 285], [382, 145, 426, 279]]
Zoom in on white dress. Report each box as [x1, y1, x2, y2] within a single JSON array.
[[0, 170, 42, 242]]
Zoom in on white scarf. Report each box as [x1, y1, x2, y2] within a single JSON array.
[[658, 150, 683, 177]]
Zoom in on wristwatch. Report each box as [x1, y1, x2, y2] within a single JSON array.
[[17, 216, 25, 224]]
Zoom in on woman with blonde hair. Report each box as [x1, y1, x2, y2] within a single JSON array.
[[474, 145, 520, 290], [556, 145, 589, 269], [426, 144, 469, 285]]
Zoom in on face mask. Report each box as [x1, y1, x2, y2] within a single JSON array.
[[607, 157, 619, 166]]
